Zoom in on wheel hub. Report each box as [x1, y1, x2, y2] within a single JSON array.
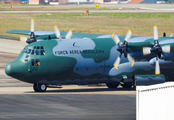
[[41, 84, 46, 91]]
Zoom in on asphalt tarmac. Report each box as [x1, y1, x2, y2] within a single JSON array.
[[0, 39, 136, 120], [0, 93, 135, 120]]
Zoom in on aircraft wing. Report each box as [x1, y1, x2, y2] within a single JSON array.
[[6, 30, 55, 36], [6, 30, 111, 39]]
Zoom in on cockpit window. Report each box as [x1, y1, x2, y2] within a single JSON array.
[[27, 49, 32, 54], [21, 48, 27, 53], [31, 50, 35, 55], [41, 50, 45, 55], [35, 50, 40, 55], [26, 55, 29, 58], [21, 46, 45, 56], [36, 46, 40, 49]]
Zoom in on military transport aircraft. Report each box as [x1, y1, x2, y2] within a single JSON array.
[[5, 19, 174, 92]]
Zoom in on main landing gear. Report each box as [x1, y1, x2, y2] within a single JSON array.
[[33, 83, 47, 92], [121, 82, 132, 89], [106, 82, 133, 89], [106, 82, 119, 88]]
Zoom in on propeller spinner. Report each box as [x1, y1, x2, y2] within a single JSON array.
[[20, 20, 73, 44], [142, 26, 170, 74], [20, 19, 37, 44], [112, 30, 135, 70]]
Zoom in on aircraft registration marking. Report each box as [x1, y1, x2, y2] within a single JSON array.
[[54, 50, 104, 55]]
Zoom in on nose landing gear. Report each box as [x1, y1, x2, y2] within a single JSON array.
[[33, 83, 47, 92]]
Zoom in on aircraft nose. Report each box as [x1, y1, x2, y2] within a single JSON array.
[[5, 62, 12, 76], [5, 61, 25, 79]]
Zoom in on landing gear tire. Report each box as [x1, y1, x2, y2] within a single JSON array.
[[121, 82, 132, 89], [33, 83, 47, 92], [106, 82, 119, 89]]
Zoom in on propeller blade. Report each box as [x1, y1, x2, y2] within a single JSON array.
[[31, 19, 34, 32], [162, 45, 170, 53], [112, 33, 120, 44], [142, 47, 151, 55], [65, 30, 73, 39], [125, 29, 132, 42], [155, 57, 160, 75], [154, 26, 158, 40], [20, 36, 28, 43], [54, 25, 61, 39], [113, 55, 121, 70], [127, 54, 135, 67]]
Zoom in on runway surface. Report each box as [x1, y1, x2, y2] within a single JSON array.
[[1, 4, 174, 13], [0, 39, 136, 120], [0, 91, 135, 120]]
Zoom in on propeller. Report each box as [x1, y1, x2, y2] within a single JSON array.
[[54, 25, 73, 39], [112, 30, 135, 70], [142, 26, 170, 74], [20, 19, 36, 44]]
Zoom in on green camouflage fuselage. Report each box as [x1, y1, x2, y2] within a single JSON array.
[[5, 36, 174, 85]]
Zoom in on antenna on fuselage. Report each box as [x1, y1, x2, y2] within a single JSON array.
[[73, 42, 76, 46], [48, 35, 51, 40], [163, 32, 166, 37]]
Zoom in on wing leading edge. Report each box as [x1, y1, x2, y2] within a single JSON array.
[[6, 30, 108, 39]]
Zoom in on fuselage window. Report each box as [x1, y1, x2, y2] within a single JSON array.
[[36, 59, 40, 66], [32, 59, 35, 66], [34, 46, 36, 49]]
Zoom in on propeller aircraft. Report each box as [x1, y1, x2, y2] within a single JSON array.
[[5, 19, 174, 92]]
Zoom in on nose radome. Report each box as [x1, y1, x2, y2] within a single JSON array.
[[5, 61, 25, 79], [5, 63, 12, 76]]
